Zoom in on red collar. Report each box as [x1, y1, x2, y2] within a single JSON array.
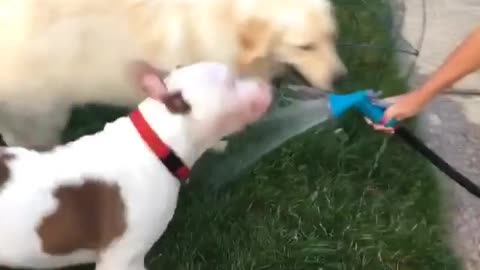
[[129, 109, 190, 184]]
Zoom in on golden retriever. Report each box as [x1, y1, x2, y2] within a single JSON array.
[[0, 0, 345, 149]]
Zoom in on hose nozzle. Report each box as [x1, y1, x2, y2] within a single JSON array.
[[328, 90, 397, 127]]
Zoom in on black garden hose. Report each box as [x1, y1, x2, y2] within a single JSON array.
[[394, 126, 480, 198]]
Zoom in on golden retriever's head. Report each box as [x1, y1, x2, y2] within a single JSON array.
[[237, 0, 346, 90]]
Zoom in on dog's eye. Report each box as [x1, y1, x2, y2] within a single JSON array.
[[297, 43, 316, 51]]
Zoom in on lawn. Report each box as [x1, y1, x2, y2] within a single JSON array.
[[62, 0, 461, 269]]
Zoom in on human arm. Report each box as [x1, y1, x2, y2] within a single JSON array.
[[414, 26, 480, 102], [372, 26, 480, 133]]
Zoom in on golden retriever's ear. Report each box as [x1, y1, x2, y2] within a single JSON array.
[[238, 18, 273, 66]]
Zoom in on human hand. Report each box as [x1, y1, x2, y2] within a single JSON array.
[[366, 90, 430, 134]]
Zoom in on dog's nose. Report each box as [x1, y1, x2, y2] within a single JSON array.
[[332, 72, 347, 88]]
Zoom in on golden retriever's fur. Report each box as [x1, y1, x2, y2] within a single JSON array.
[[0, 0, 345, 148]]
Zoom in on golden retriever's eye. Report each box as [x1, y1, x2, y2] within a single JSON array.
[[297, 43, 316, 51]]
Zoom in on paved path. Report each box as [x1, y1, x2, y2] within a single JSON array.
[[392, 0, 480, 269]]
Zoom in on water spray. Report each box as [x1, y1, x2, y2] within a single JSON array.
[[191, 89, 480, 199]]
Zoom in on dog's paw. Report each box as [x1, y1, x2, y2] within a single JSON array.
[[209, 140, 229, 153]]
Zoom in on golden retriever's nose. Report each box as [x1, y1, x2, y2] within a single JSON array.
[[332, 71, 347, 87]]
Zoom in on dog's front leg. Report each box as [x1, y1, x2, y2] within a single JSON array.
[[0, 101, 72, 149], [209, 139, 229, 153]]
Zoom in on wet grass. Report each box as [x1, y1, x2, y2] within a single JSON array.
[[61, 0, 460, 269]]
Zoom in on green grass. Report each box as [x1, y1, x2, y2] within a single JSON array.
[[62, 0, 460, 269]]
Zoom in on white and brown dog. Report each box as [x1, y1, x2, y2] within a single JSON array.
[[0, 61, 272, 269]]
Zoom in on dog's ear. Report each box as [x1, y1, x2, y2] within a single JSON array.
[[238, 18, 273, 66], [128, 60, 191, 114], [162, 91, 192, 114], [128, 60, 170, 100]]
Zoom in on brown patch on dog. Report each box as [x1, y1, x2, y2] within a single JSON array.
[[36, 179, 126, 255], [162, 91, 191, 114], [0, 149, 14, 190]]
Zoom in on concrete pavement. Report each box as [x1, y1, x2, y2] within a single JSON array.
[[392, 0, 480, 269]]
